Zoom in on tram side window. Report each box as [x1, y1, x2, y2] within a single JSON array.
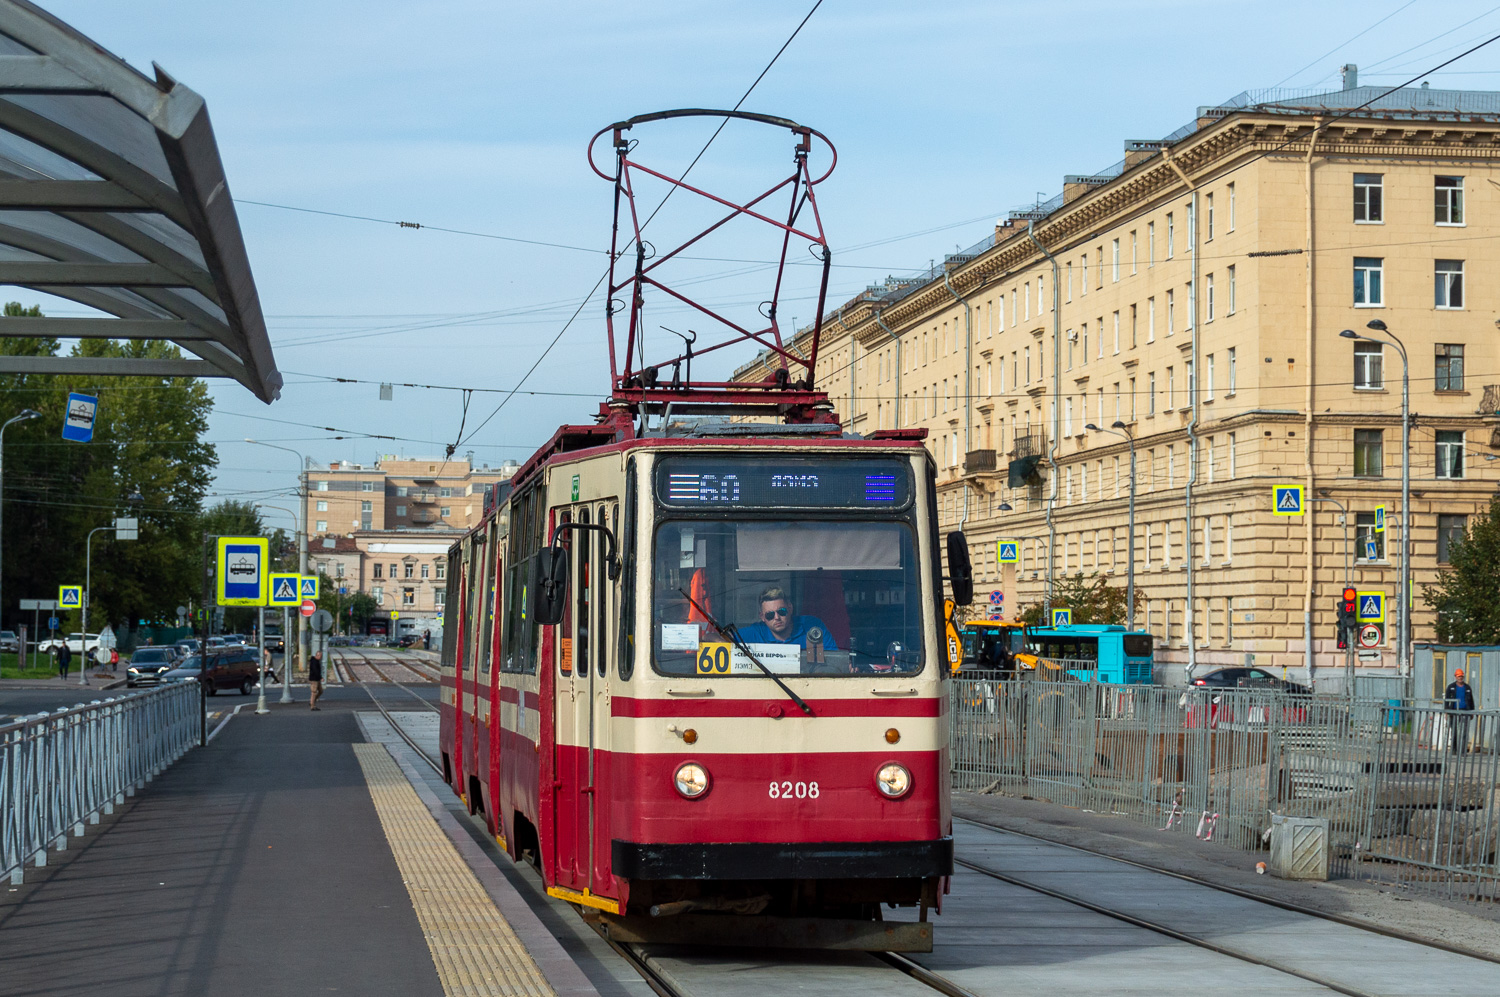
[[557, 510, 573, 676], [478, 523, 498, 672], [576, 507, 591, 678], [650, 519, 925, 677], [439, 550, 460, 671], [504, 487, 544, 674], [503, 491, 527, 673]]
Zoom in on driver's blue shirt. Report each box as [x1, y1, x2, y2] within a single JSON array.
[[737, 615, 836, 650]]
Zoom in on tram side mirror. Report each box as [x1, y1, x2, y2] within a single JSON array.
[[533, 545, 569, 626], [946, 531, 974, 606]]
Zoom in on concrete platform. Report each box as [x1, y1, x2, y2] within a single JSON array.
[[0, 688, 596, 997]]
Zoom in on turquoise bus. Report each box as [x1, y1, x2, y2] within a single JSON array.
[[1021, 624, 1154, 684]]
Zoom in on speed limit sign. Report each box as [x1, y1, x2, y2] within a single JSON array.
[[1358, 623, 1383, 648]]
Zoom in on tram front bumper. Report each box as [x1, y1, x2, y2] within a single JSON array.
[[611, 837, 953, 880]]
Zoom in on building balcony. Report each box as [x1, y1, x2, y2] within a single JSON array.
[[964, 449, 997, 474], [411, 511, 441, 525], [1011, 433, 1048, 459], [410, 491, 438, 504]]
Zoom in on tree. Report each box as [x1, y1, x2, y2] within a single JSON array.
[[1016, 572, 1139, 626], [1424, 498, 1500, 642], [1, 307, 217, 634]]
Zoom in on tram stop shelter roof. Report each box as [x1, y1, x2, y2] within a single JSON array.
[[0, 1, 280, 402]]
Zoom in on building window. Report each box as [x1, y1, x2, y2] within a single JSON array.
[[1227, 265, 1236, 315], [434, 590, 446, 608], [1435, 343, 1464, 391], [440, 487, 452, 498], [1205, 273, 1215, 322], [316, 500, 328, 512], [315, 520, 327, 532], [1435, 176, 1464, 225], [371, 586, 383, 603], [1205, 192, 1214, 240], [396, 486, 407, 497], [1227, 347, 1237, 394], [389, 563, 397, 577], [1112, 238, 1120, 281], [1166, 289, 1175, 335], [1354, 342, 1383, 390], [1166, 212, 1174, 259], [1130, 230, 1138, 273], [404, 563, 415, 579], [402, 588, 415, 607], [1436, 430, 1465, 479], [1129, 377, 1137, 421], [1166, 367, 1175, 410], [1228, 432, 1237, 477], [360, 500, 373, 513], [1353, 257, 1383, 306], [1147, 221, 1155, 266], [1435, 259, 1464, 309], [440, 506, 451, 517], [316, 480, 328, 491], [395, 505, 407, 516], [1148, 372, 1157, 416], [1113, 311, 1120, 353], [1354, 173, 1383, 222], [1205, 353, 1215, 401], [1356, 513, 1385, 562], [1438, 514, 1468, 564], [420, 563, 430, 578], [361, 481, 374, 492], [1147, 297, 1155, 342], [374, 563, 383, 579], [1354, 429, 1384, 477], [1227, 182, 1235, 231]]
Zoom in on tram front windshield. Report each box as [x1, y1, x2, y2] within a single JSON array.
[[651, 519, 925, 676]]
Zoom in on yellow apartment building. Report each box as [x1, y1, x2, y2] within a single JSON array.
[[301, 455, 515, 537], [735, 77, 1500, 688]]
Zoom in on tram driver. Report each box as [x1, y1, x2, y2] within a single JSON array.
[[738, 586, 836, 651]]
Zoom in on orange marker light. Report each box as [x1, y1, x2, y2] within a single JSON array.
[[885, 728, 901, 744], [682, 728, 698, 745]]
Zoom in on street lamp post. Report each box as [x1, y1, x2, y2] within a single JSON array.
[[245, 440, 310, 687], [0, 409, 41, 636], [256, 501, 299, 704], [81, 515, 138, 686], [1088, 421, 1136, 630], [1341, 323, 1410, 686]]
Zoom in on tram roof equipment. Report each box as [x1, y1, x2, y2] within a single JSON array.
[[0, 1, 280, 402]]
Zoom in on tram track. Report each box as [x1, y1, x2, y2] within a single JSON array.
[[953, 814, 1500, 968]]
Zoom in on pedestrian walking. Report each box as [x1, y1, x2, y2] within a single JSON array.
[[308, 651, 323, 711], [423, 628, 431, 651], [56, 641, 71, 680], [1445, 667, 1476, 754]]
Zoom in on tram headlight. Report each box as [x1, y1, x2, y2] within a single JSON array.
[[673, 762, 710, 799], [875, 762, 911, 799]]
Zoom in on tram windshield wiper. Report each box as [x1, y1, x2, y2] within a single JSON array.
[[679, 587, 814, 717]]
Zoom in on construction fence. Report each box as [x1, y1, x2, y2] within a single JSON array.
[[950, 676, 1500, 903]]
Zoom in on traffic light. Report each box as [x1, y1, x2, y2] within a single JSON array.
[[1336, 587, 1358, 650]]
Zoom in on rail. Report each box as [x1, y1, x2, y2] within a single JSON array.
[[950, 679, 1500, 902], [2, 682, 199, 884]]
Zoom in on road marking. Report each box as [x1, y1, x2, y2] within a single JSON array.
[[353, 744, 555, 996]]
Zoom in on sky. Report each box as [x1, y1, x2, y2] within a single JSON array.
[[13, 0, 1500, 537]]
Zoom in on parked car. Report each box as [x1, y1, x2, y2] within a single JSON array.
[[0, 630, 18, 653], [1190, 667, 1311, 696], [125, 646, 180, 687], [37, 633, 102, 655], [160, 649, 259, 696]]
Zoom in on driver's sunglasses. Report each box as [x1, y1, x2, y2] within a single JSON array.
[[763, 607, 790, 621]]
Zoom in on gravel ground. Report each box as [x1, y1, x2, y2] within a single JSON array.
[[953, 791, 1500, 959]]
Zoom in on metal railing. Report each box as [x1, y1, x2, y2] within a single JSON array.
[[950, 678, 1500, 902], [3, 682, 199, 884]]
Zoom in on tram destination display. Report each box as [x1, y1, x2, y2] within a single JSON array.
[[656, 456, 912, 510]]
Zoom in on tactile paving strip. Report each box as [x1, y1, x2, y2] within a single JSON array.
[[354, 743, 556, 997]]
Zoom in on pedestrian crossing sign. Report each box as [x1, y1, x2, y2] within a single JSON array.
[[1052, 608, 1072, 627], [1374, 505, 1386, 533], [1357, 591, 1385, 623], [269, 573, 301, 607], [1273, 485, 1304, 515], [300, 576, 319, 599], [997, 541, 1019, 564], [58, 585, 81, 609]]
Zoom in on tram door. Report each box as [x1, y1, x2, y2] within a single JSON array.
[[552, 504, 613, 895]]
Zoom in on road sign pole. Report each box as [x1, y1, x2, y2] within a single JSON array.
[[255, 606, 269, 715], [280, 606, 293, 704]]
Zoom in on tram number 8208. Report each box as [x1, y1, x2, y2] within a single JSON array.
[[769, 781, 820, 799]]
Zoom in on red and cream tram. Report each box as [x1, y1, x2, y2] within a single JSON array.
[[437, 110, 970, 949]]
